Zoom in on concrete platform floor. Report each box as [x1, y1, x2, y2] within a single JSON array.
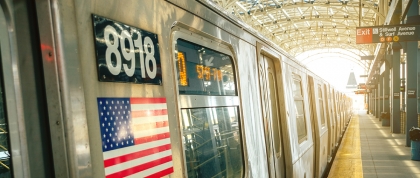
[[329, 110, 420, 178]]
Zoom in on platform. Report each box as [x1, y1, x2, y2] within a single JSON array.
[[328, 110, 420, 178]]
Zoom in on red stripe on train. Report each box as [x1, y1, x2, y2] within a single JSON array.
[[105, 156, 173, 178], [130, 98, 166, 104]]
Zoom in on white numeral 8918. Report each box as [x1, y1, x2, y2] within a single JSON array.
[[104, 25, 157, 79]]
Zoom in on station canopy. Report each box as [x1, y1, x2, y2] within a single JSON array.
[[206, 0, 390, 72]]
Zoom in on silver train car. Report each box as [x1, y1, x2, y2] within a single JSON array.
[[0, 0, 352, 177]]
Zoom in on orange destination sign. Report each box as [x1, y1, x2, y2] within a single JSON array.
[[356, 25, 420, 44]]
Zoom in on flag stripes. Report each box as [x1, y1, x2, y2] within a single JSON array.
[[127, 162, 174, 178], [130, 98, 167, 104], [132, 121, 169, 131], [105, 153, 173, 178], [103, 138, 171, 160], [104, 144, 171, 167], [131, 109, 168, 118], [135, 133, 171, 145]]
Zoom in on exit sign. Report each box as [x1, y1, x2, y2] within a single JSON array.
[[356, 25, 420, 44], [356, 28, 373, 44]]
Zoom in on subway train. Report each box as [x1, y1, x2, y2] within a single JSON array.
[[0, 0, 353, 177]]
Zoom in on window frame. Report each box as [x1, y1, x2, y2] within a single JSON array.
[[171, 26, 246, 178], [318, 84, 326, 126], [292, 74, 307, 143]]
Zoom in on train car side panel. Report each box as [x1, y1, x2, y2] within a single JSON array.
[[281, 62, 314, 178], [81, 1, 268, 177], [236, 39, 269, 178]]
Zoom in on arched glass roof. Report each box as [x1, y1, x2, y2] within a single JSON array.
[[206, 0, 392, 76]]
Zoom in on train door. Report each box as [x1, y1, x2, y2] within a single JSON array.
[[0, 1, 63, 177], [307, 76, 318, 177], [307, 76, 328, 178], [335, 92, 341, 140], [332, 89, 340, 145], [0, 31, 13, 178], [339, 94, 344, 135], [258, 54, 285, 178], [0, 2, 37, 177], [173, 30, 245, 178], [323, 84, 333, 162], [328, 87, 336, 151]]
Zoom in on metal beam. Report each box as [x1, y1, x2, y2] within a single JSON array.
[[235, 2, 385, 19], [360, 55, 375, 60]]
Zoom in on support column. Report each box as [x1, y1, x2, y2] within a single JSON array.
[[374, 89, 377, 117], [405, 0, 419, 147], [372, 89, 375, 115], [367, 93, 370, 114], [392, 47, 401, 133], [366, 92, 372, 114], [373, 91, 375, 115], [406, 43, 417, 146], [383, 62, 390, 125], [370, 92, 373, 114], [377, 83, 381, 118], [418, 49, 420, 120], [370, 90, 373, 114], [379, 68, 384, 121]]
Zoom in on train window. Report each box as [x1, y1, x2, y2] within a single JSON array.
[[292, 74, 307, 143], [176, 39, 236, 96], [292, 77, 302, 97], [318, 85, 325, 126], [268, 71, 282, 156], [181, 106, 243, 178], [323, 85, 330, 123]]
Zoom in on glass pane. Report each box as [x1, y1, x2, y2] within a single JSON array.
[[0, 50, 11, 177], [181, 107, 243, 178], [294, 100, 307, 142], [318, 86, 325, 125], [318, 85, 322, 97], [319, 100, 325, 125], [268, 72, 281, 155], [176, 39, 236, 96], [292, 78, 302, 97]]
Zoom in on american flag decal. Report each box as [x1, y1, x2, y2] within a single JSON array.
[[97, 97, 174, 178]]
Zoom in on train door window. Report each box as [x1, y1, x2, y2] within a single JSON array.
[[258, 53, 285, 178], [259, 55, 282, 156], [330, 90, 334, 115], [174, 36, 243, 178], [181, 107, 242, 178], [292, 74, 307, 143], [266, 58, 281, 157], [323, 84, 330, 121], [318, 84, 325, 126]]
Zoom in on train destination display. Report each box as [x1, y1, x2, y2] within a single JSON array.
[[176, 39, 237, 96], [356, 25, 420, 44]]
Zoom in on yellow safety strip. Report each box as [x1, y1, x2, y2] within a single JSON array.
[[328, 115, 363, 178]]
